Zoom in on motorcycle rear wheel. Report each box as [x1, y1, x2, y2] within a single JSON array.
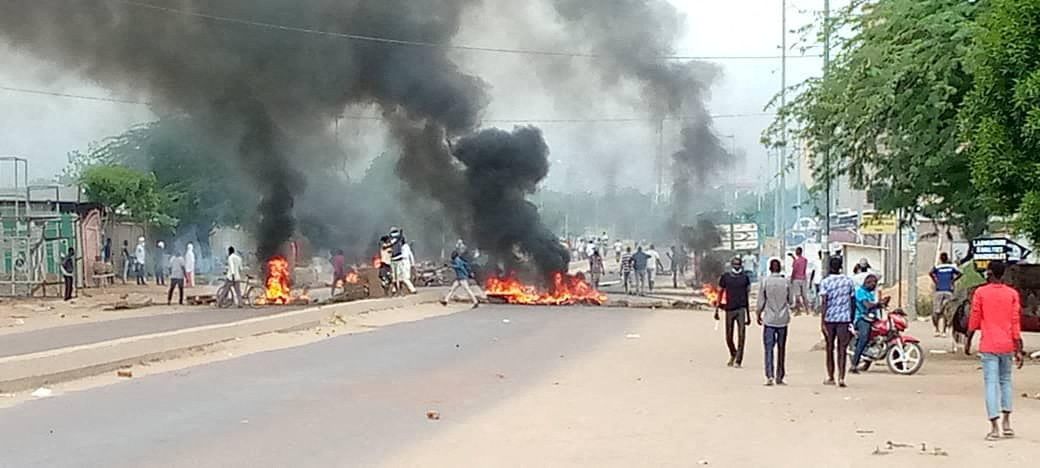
[[886, 342, 924, 375]]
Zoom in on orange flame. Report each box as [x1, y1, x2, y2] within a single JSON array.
[[345, 271, 359, 284], [701, 283, 726, 307], [259, 256, 292, 305], [485, 272, 607, 305]]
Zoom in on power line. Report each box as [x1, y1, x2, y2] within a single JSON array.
[[112, 0, 821, 61], [1, 84, 772, 122]]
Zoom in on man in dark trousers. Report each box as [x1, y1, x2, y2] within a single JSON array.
[[61, 247, 75, 301], [719, 256, 751, 367]]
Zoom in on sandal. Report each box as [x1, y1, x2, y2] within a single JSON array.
[[1003, 428, 1015, 438], [985, 432, 1001, 441]]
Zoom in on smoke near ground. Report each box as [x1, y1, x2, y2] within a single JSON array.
[[453, 126, 570, 279]]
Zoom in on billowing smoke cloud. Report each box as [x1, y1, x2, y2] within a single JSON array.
[[0, 0, 485, 262], [549, 0, 731, 228], [0, 0, 573, 277], [453, 126, 569, 279]]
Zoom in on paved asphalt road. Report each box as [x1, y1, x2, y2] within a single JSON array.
[[0, 305, 639, 467], [0, 307, 296, 358]]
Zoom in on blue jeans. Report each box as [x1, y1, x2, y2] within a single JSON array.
[[851, 318, 872, 367], [981, 353, 1014, 420], [763, 326, 788, 380]]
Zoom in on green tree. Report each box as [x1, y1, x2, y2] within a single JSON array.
[[766, 0, 988, 237], [962, 0, 1040, 243], [81, 165, 177, 228]]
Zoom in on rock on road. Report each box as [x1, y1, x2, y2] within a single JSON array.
[[0, 305, 1037, 467]]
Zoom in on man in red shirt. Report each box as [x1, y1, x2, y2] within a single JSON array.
[[790, 247, 810, 316], [969, 260, 1024, 440]]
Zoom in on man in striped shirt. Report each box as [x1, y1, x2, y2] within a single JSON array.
[[620, 246, 634, 295]]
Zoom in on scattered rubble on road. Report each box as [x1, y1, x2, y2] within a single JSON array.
[[426, 410, 441, 420], [116, 369, 133, 378], [625, 333, 641, 339]]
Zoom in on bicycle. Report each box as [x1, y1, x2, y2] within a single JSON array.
[[215, 275, 263, 308]]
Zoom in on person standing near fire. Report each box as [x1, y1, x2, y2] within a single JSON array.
[[120, 239, 131, 284], [330, 249, 347, 296], [719, 256, 751, 367], [224, 246, 244, 308], [620, 246, 634, 295], [154, 240, 168, 286], [441, 251, 480, 308], [397, 240, 418, 294], [588, 248, 605, 289]]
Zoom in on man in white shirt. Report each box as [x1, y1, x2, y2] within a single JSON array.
[[396, 241, 417, 294], [134, 236, 147, 285], [645, 244, 663, 292], [224, 246, 243, 307]]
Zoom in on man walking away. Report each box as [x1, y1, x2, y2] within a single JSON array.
[[134, 237, 147, 285], [931, 252, 963, 337], [631, 246, 650, 296], [398, 241, 418, 294], [61, 247, 75, 301], [620, 246, 634, 295], [589, 248, 605, 289], [224, 246, 244, 308], [757, 258, 791, 385], [790, 247, 810, 315], [645, 244, 662, 292], [614, 240, 623, 264], [810, 251, 823, 309], [102, 237, 112, 263], [969, 260, 1023, 441], [720, 257, 751, 367], [850, 274, 888, 374], [331, 249, 346, 296], [154, 241, 167, 286], [120, 240, 131, 284], [167, 250, 187, 305], [818, 256, 855, 387], [441, 251, 479, 308]]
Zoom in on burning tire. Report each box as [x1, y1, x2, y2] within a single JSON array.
[[885, 342, 924, 375]]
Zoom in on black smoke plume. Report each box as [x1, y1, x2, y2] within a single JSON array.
[[550, 0, 731, 227], [453, 126, 570, 279], [0, 0, 485, 262], [0, 0, 573, 279]]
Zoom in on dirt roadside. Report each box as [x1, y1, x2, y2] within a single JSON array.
[[381, 312, 1040, 468]]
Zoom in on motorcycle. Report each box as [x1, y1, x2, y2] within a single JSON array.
[[847, 308, 925, 375]]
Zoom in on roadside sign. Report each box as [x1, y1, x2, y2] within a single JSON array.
[[859, 213, 898, 234], [715, 223, 760, 251], [969, 237, 1032, 272]]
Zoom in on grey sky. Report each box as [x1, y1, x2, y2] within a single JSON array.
[[0, 0, 826, 191]]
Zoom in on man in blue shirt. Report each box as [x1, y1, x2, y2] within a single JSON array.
[[850, 274, 889, 373], [818, 256, 855, 387], [930, 252, 963, 337]]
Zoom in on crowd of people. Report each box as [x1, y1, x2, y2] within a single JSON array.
[[716, 250, 1024, 439]]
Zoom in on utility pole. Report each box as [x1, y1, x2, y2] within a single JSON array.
[[779, 0, 788, 256], [822, 0, 832, 266], [655, 119, 664, 211]]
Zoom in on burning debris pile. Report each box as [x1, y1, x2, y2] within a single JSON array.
[[485, 272, 606, 306], [256, 256, 310, 306]]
